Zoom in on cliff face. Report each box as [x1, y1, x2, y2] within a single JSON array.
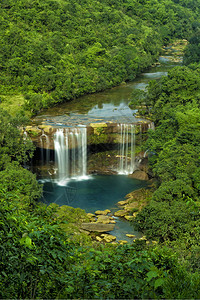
[[26, 121, 153, 150], [27, 121, 153, 178]]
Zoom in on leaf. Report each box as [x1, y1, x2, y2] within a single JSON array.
[[19, 236, 32, 248], [2, 271, 7, 277], [146, 270, 158, 282], [154, 278, 165, 289]]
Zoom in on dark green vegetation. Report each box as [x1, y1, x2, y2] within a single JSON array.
[[1, 0, 200, 298], [130, 26, 200, 291], [1, 110, 200, 299], [0, 0, 199, 114], [0, 111, 198, 299]]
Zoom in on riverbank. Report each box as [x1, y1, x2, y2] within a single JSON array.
[[33, 39, 187, 244], [47, 181, 155, 245]]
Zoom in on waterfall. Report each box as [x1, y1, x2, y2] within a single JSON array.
[[54, 127, 87, 182], [118, 124, 135, 175]]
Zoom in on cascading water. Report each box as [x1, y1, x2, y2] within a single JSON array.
[[118, 124, 135, 175], [54, 126, 87, 183]]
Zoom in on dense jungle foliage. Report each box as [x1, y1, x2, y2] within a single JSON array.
[[0, 110, 200, 299], [0, 0, 200, 114], [1, 0, 200, 298], [130, 23, 200, 287]]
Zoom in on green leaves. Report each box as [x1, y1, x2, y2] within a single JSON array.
[[146, 266, 165, 290], [146, 270, 159, 281], [0, 109, 35, 170], [1, 0, 197, 113], [154, 278, 165, 289], [19, 235, 33, 249]]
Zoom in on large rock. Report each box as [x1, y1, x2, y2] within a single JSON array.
[[126, 234, 136, 238], [100, 234, 116, 243], [96, 215, 111, 224], [25, 126, 41, 136], [95, 209, 111, 215], [81, 222, 115, 232], [117, 199, 129, 206], [38, 124, 53, 134], [87, 213, 95, 218], [124, 215, 134, 221], [138, 157, 148, 172], [118, 240, 128, 245], [114, 210, 127, 217], [129, 170, 149, 180]]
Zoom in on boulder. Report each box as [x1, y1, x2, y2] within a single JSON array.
[[96, 236, 103, 242], [87, 213, 96, 219], [114, 210, 127, 217], [117, 199, 129, 206], [124, 215, 134, 221], [129, 170, 149, 181], [110, 220, 116, 224], [100, 234, 116, 243], [26, 126, 41, 135], [38, 125, 53, 134], [124, 202, 139, 211], [95, 209, 111, 215], [81, 222, 115, 232], [138, 157, 148, 172], [126, 234, 136, 238], [96, 215, 111, 224], [118, 240, 128, 245]]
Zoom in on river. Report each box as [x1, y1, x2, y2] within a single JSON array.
[[35, 49, 181, 242]]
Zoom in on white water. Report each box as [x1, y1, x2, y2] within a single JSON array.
[[54, 127, 87, 183], [118, 124, 136, 175]]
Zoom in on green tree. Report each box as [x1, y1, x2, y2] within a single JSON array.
[[0, 109, 34, 170]]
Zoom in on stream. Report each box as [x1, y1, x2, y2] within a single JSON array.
[[35, 51, 181, 242]]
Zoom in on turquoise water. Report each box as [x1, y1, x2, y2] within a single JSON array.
[[40, 175, 147, 241], [41, 175, 147, 213], [37, 54, 180, 241]]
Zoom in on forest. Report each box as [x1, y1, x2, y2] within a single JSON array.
[[0, 0, 200, 298], [0, 0, 200, 114]]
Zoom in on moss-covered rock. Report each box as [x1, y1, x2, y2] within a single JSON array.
[[95, 209, 111, 215], [81, 222, 115, 232], [96, 215, 111, 224], [26, 125, 41, 136], [126, 234, 136, 238], [114, 210, 127, 217], [100, 234, 116, 243]]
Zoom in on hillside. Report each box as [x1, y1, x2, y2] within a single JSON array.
[[0, 0, 199, 114], [1, 0, 200, 298]]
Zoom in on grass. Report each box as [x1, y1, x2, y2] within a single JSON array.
[[0, 94, 30, 116]]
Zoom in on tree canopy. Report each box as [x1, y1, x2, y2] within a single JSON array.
[[131, 37, 200, 277], [0, 0, 200, 114], [1, 0, 200, 298]]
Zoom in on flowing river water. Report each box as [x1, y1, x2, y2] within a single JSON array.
[[34, 51, 181, 241]]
